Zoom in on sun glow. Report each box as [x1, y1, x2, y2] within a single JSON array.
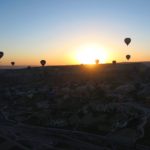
[[76, 44, 108, 64]]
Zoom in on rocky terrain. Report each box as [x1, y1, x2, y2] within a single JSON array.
[[0, 63, 150, 149]]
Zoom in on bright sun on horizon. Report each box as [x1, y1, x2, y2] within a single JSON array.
[[76, 44, 108, 64]]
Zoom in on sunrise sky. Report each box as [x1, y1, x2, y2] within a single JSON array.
[[0, 0, 150, 66]]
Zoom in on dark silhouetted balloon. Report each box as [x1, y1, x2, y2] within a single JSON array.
[[112, 60, 117, 64], [11, 62, 15, 66], [95, 59, 99, 64], [126, 55, 131, 60], [124, 38, 131, 46], [40, 60, 46, 66], [0, 51, 4, 59], [27, 66, 31, 69]]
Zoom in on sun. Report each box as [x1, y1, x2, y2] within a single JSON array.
[[76, 44, 107, 64]]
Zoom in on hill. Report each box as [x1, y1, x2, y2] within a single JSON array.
[[0, 62, 150, 149]]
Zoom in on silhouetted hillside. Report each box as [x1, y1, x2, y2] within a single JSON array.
[[0, 62, 150, 149]]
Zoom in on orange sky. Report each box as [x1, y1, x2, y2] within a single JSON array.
[[0, 0, 150, 66]]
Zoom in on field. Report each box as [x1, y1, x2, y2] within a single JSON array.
[[0, 62, 150, 149]]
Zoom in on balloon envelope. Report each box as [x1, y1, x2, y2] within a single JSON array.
[[126, 55, 131, 60], [40, 60, 46, 66], [0, 51, 4, 59], [112, 60, 117, 64], [124, 38, 131, 46], [11, 62, 15, 66], [27, 66, 31, 69], [95, 59, 99, 64]]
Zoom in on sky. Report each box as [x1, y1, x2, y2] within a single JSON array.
[[0, 0, 150, 66]]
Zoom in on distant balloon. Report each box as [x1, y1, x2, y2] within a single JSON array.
[[95, 59, 99, 64], [0, 51, 4, 59], [27, 66, 31, 69], [11, 62, 15, 66], [40, 60, 46, 66], [124, 38, 131, 46], [126, 55, 131, 60], [112, 60, 117, 64]]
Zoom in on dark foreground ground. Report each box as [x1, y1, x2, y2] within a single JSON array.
[[0, 63, 150, 150]]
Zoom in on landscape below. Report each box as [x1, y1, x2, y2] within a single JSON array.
[[0, 62, 150, 150]]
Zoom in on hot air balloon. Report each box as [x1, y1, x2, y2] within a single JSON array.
[[126, 55, 131, 60], [0, 51, 4, 59], [27, 66, 31, 69], [112, 60, 117, 64], [124, 38, 131, 46], [95, 59, 99, 64], [11, 61, 15, 66], [40, 60, 46, 66]]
